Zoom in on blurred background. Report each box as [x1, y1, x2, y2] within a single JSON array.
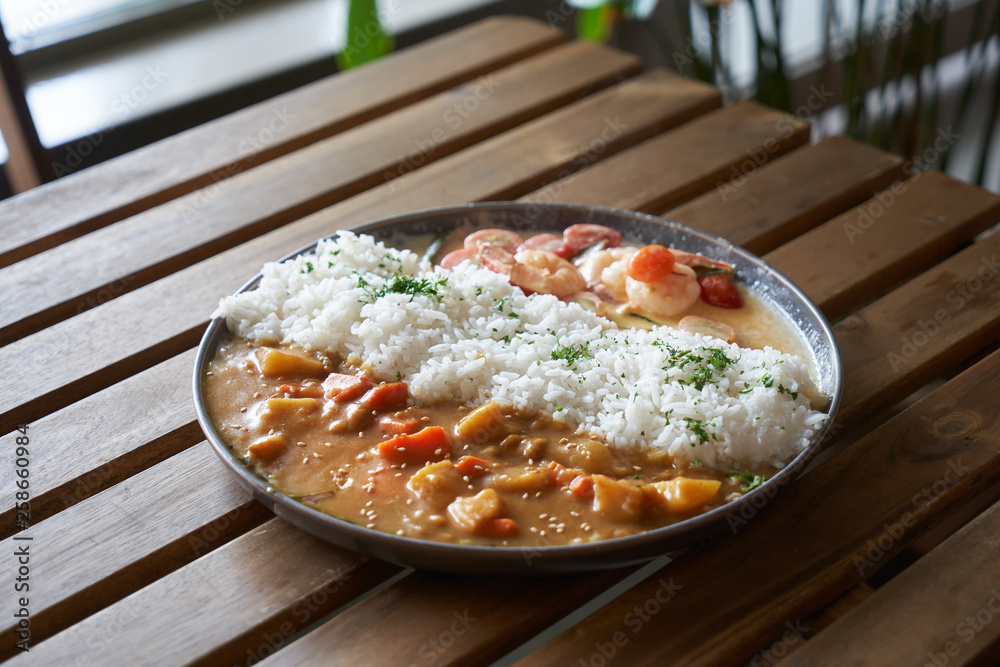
[[0, 0, 997, 200]]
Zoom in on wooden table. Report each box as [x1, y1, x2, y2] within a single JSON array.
[[2, 16, 1000, 666]]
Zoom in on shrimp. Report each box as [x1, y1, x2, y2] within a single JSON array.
[[669, 249, 734, 271], [575, 247, 635, 304], [480, 246, 585, 299], [625, 265, 701, 318]]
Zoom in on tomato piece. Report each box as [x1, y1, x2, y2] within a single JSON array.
[[517, 233, 566, 256], [464, 229, 523, 253], [562, 224, 622, 256], [378, 416, 421, 435], [440, 248, 481, 269], [378, 426, 452, 464], [363, 382, 409, 410], [456, 455, 492, 478], [626, 244, 676, 283], [322, 373, 372, 402], [698, 274, 744, 308], [478, 517, 518, 538]]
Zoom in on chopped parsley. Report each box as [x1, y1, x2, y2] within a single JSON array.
[[777, 384, 799, 400], [301, 262, 314, 273], [677, 347, 737, 391], [761, 373, 774, 388], [358, 272, 448, 302], [683, 417, 714, 445], [728, 468, 767, 492], [551, 343, 591, 366]]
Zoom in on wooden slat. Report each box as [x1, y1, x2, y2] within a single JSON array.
[[0, 443, 273, 657], [780, 498, 1000, 666], [763, 170, 1000, 320], [0, 15, 564, 268], [0, 69, 721, 435], [0, 350, 199, 537], [835, 229, 1000, 424], [265, 569, 632, 667], [7, 520, 400, 667], [664, 135, 906, 255], [518, 100, 810, 211], [0, 40, 640, 346], [260, 206, 1000, 667], [512, 296, 1000, 666]]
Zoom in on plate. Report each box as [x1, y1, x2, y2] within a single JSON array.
[[193, 202, 843, 575]]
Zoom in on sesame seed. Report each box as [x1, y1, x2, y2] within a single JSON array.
[[366, 523, 375, 528], [240, 407, 247, 413]]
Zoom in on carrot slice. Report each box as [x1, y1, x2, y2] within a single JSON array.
[[378, 416, 421, 435], [479, 517, 518, 538], [364, 382, 409, 410], [456, 455, 492, 478], [323, 373, 372, 402], [569, 475, 594, 499], [378, 426, 451, 464]]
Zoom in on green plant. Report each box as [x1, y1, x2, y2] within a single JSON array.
[[337, 0, 394, 71], [567, 0, 1000, 188]]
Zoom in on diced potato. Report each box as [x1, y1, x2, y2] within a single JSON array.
[[247, 434, 287, 462], [592, 474, 643, 523], [644, 477, 722, 515], [487, 466, 548, 494], [556, 439, 612, 474], [447, 488, 504, 532], [259, 397, 321, 428], [455, 401, 507, 443], [258, 348, 325, 377], [519, 437, 548, 460], [407, 460, 468, 509]]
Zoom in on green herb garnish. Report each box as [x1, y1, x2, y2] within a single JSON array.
[[551, 343, 591, 366], [683, 417, 713, 445], [727, 468, 767, 492], [777, 384, 799, 400], [359, 272, 448, 302]]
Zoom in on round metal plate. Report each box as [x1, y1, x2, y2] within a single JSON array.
[[193, 202, 843, 575]]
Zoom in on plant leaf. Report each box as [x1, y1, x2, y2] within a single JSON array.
[[577, 4, 618, 44], [337, 0, 395, 70]]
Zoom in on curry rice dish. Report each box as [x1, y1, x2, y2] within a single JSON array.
[[203, 228, 828, 546]]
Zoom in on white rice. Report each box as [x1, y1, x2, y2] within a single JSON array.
[[215, 231, 828, 470]]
